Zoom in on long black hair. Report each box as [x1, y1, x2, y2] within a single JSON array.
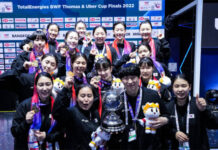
[[70, 53, 88, 65], [95, 58, 112, 71], [41, 53, 58, 65], [93, 25, 107, 35], [139, 19, 153, 29], [64, 30, 79, 41], [47, 23, 60, 32], [35, 72, 53, 85], [139, 57, 154, 68], [29, 30, 47, 43], [172, 74, 191, 86], [119, 63, 140, 79]]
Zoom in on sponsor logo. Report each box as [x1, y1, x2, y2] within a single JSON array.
[[0, 43, 2, 47], [40, 24, 48, 29], [15, 18, 26, 23], [15, 24, 27, 29], [89, 23, 101, 28], [56, 23, 64, 28], [0, 2, 13, 13], [89, 17, 101, 22], [126, 17, 137, 22], [106, 30, 113, 39], [151, 22, 162, 27], [16, 49, 23, 54], [151, 16, 162, 21], [138, 16, 150, 21], [52, 18, 64, 22], [2, 18, 14, 23], [4, 48, 15, 53], [2, 24, 14, 29], [5, 65, 11, 70], [0, 54, 3, 58], [0, 59, 4, 65], [65, 23, 75, 28], [4, 54, 16, 59], [139, 0, 162, 11], [40, 18, 51, 23], [0, 48, 3, 53], [102, 17, 113, 22], [77, 17, 88, 22], [27, 18, 39, 23], [5, 59, 14, 64], [215, 18, 218, 30], [151, 29, 164, 38], [12, 33, 31, 38], [65, 17, 76, 22], [0, 65, 4, 69], [126, 22, 138, 27], [3, 34, 10, 39], [114, 17, 125, 22], [4, 42, 15, 47], [28, 24, 39, 29], [102, 22, 113, 27]]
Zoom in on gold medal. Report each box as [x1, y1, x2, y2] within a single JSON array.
[[95, 76, 101, 82], [67, 71, 74, 77], [32, 105, 39, 113], [32, 60, 38, 67]]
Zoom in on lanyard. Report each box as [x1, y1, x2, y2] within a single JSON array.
[[174, 97, 191, 134], [93, 43, 106, 56], [124, 88, 142, 125]]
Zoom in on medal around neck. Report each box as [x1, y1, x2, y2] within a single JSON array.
[[31, 60, 38, 67]]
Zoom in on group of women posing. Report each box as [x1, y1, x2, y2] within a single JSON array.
[[0, 20, 217, 150]]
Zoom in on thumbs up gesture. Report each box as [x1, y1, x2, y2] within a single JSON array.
[[196, 94, 207, 111]]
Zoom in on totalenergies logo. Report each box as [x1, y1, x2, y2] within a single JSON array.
[[215, 18, 218, 30]]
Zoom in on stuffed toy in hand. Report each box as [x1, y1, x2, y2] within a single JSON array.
[[89, 127, 111, 150], [138, 102, 160, 134]]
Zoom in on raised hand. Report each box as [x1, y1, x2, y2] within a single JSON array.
[[26, 110, 35, 124], [196, 94, 207, 111]]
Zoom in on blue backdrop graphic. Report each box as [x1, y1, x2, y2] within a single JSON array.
[[0, 0, 165, 73]]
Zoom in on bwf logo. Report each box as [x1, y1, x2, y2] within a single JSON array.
[[215, 18, 218, 30]]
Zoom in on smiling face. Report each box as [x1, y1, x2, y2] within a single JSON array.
[[97, 67, 112, 81], [173, 78, 191, 101], [48, 24, 59, 40], [138, 45, 151, 59], [140, 63, 153, 82], [140, 23, 152, 41], [65, 31, 79, 49], [37, 76, 53, 102], [113, 23, 126, 41], [33, 36, 46, 52], [72, 56, 87, 76], [94, 27, 107, 44], [41, 56, 57, 74], [77, 87, 94, 110], [76, 22, 87, 39], [121, 75, 139, 96]]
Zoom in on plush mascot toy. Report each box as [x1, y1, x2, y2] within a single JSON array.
[[52, 78, 64, 99], [138, 102, 160, 134], [111, 78, 124, 95], [159, 75, 171, 88], [89, 127, 111, 150], [147, 79, 161, 93]]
